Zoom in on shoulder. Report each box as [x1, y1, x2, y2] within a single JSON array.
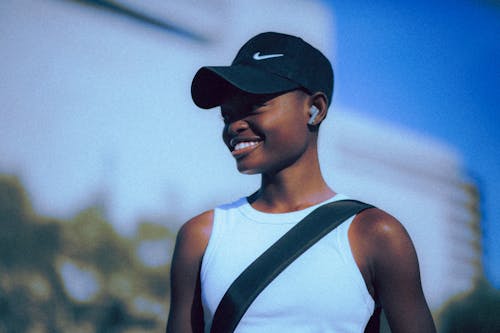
[[349, 207, 419, 283], [168, 210, 214, 333], [350, 206, 436, 332], [178, 210, 214, 240], [350, 206, 421, 287], [174, 210, 214, 260], [350, 207, 413, 253]]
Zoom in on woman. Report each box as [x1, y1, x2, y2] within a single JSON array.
[[167, 32, 436, 333]]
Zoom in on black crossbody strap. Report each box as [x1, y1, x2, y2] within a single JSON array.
[[210, 199, 374, 333]]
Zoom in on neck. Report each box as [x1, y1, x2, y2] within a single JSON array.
[[250, 150, 335, 213]]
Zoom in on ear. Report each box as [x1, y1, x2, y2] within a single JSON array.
[[308, 92, 329, 126]]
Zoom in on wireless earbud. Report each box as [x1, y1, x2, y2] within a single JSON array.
[[308, 106, 320, 125]]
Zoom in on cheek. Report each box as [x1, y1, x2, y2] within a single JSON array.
[[267, 116, 308, 146]]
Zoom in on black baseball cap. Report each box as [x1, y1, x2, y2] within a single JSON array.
[[191, 32, 334, 109]]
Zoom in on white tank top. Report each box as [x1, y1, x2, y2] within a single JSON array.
[[200, 194, 375, 333]]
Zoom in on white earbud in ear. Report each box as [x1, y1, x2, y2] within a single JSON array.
[[308, 106, 320, 125]]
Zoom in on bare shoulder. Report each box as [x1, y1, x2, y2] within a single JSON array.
[[175, 210, 214, 258], [351, 209, 436, 332], [177, 210, 214, 242], [167, 210, 214, 333], [348, 207, 413, 295], [349, 207, 419, 294], [350, 207, 436, 332], [350, 207, 413, 252]]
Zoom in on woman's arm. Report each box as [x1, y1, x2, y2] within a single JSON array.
[[353, 209, 436, 333], [166, 210, 213, 333]]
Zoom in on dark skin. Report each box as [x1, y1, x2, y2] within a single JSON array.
[[167, 89, 436, 333]]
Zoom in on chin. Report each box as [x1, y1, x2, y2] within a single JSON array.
[[236, 163, 261, 175], [236, 158, 288, 175], [238, 168, 260, 175]]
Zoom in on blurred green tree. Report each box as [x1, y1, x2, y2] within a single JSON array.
[[438, 278, 500, 333], [0, 174, 176, 332]]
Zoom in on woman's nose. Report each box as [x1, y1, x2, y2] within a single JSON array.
[[226, 118, 249, 135]]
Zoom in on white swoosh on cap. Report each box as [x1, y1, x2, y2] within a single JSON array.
[[253, 52, 284, 60]]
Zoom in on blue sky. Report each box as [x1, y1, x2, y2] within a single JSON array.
[[324, 0, 499, 287]]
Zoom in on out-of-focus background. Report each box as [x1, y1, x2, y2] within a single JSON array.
[[1, 0, 499, 332]]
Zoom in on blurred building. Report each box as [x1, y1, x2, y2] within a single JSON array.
[[320, 109, 482, 310]]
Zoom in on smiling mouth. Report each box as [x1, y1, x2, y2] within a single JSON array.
[[234, 141, 260, 151], [230, 138, 262, 157]]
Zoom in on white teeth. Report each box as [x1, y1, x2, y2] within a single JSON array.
[[234, 141, 259, 151]]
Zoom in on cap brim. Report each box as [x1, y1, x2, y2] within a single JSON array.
[[191, 65, 300, 109]]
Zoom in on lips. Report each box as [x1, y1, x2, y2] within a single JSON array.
[[229, 137, 263, 157]]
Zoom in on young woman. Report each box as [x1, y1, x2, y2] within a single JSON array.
[[167, 32, 436, 333]]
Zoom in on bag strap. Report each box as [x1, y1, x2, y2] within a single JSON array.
[[210, 199, 374, 333]]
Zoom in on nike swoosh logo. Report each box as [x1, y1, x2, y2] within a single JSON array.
[[253, 52, 284, 60]]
